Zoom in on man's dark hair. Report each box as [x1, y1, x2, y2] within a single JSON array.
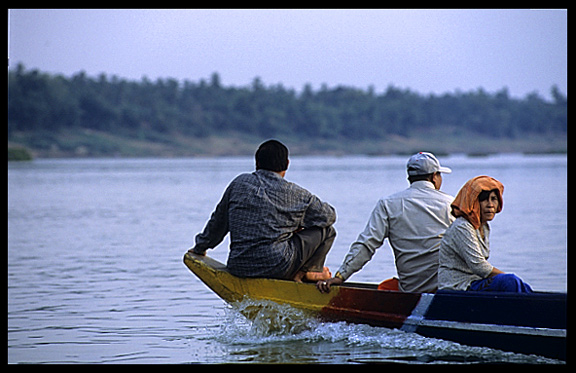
[[408, 172, 435, 184], [255, 139, 289, 172]]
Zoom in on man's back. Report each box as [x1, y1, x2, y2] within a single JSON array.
[[318, 152, 453, 295], [191, 139, 337, 283], [195, 169, 336, 278], [341, 180, 453, 293], [382, 181, 454, 292]]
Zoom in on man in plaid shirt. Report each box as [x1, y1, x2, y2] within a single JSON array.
[[189, 140, 336, 282]]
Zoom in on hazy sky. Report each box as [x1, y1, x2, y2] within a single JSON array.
[[8, 9, 567, 99]]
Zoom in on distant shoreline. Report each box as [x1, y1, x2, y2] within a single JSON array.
[[9, 66, 566, 161], [8, 130, 566, 160]]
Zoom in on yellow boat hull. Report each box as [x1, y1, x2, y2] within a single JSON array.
[[183, 252, 420, 328], [183, 252, 335, 312]]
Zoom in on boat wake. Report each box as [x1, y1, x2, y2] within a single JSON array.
[[211, 298, 564, 364], [218, 298, 319, 339]]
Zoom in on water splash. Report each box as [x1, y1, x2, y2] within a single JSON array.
[[218, 298, 319, 341]]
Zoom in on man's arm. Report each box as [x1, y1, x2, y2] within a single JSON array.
[[317, 200, 389, 293], [301, 195, 336, 229], [189, 187, 231, 255]]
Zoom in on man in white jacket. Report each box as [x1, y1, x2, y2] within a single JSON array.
[[317, 152, 454, 294]]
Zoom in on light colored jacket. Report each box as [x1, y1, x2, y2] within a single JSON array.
[[337, 181, 454, 293], [438, 217, 494, 291]]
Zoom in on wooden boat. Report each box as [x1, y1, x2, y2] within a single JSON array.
[[183, 252, 566, 361]]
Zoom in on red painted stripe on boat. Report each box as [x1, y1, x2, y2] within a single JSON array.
[[320, 287, 422, 329]]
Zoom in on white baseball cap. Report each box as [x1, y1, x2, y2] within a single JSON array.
[[406, 152, 452, 176]]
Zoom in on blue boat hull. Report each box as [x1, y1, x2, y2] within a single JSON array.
[[400, 290, 566, 361]]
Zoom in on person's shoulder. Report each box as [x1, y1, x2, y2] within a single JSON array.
[[285, 179, 313, 197], [227, 172, 258, 189], [230, 172, 255, 183], [412, 184, 454, 206], [442, 218, 475, 249], [383, 184, 434, 202], [384, 187, 410, 201], [433, 189, 454, 202], [450, 216, 475, 233]]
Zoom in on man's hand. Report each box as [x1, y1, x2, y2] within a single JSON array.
[[316, 277, 343, 293], [187, 248, 206, 256]]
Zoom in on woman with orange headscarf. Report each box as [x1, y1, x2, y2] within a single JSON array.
[[438, 176, 533, 292]]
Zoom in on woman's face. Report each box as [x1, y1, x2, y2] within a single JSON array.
[[480, 191, 499, 223]]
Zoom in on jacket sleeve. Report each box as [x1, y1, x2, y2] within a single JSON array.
[[451, 222, 494, 278], [191, 186, 231, 254], [337, 199, 389, 280], [301, 194, 337, 229]]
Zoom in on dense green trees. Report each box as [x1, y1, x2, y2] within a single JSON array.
[[8, 64, 567, 144]]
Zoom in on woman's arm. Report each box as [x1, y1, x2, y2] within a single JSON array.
[[452, 222, 494, 278], [489, 266, 505, 277]]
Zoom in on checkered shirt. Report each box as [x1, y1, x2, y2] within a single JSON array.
[[192, 169, 336, 278]]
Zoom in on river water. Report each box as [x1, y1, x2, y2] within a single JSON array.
[[8, 154, 566, 364]]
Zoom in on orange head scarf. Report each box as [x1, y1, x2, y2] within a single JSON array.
[[451, 175, 504, 230]]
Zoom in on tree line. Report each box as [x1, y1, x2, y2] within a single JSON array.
[[8, 63, 567, 143]]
